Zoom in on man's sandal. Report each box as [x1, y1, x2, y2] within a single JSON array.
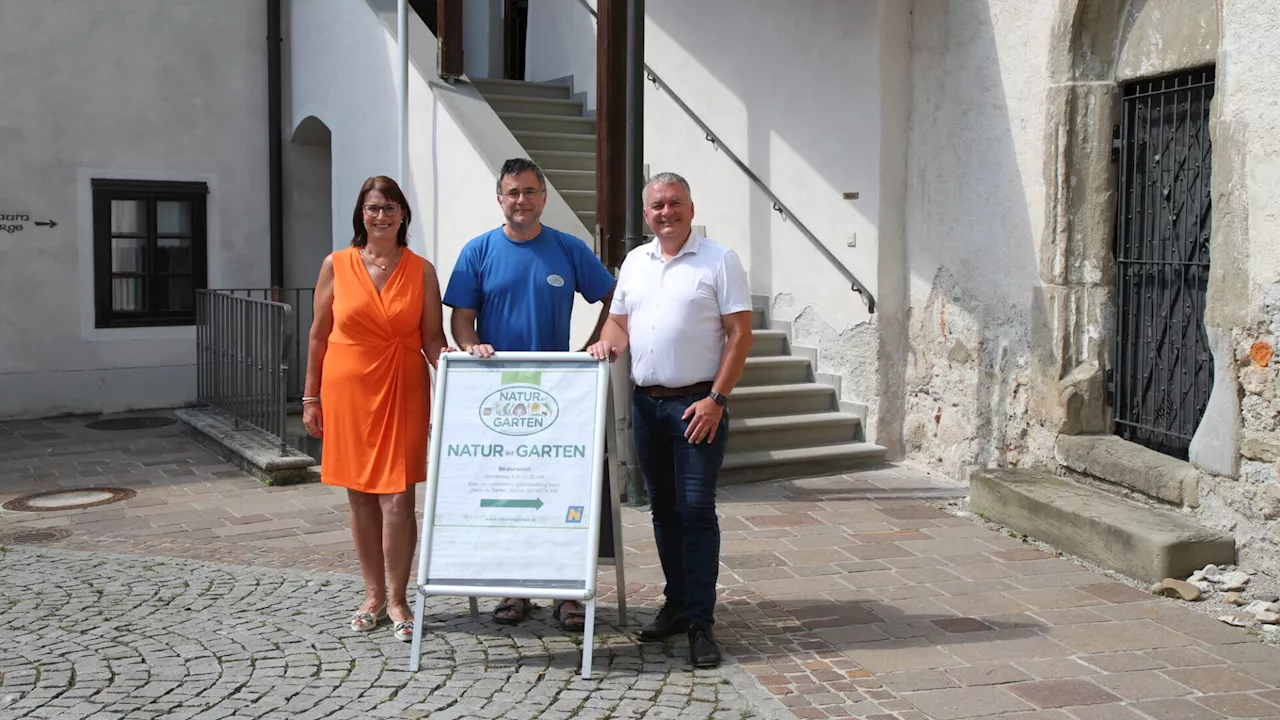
[[492, 598, 532, 626], [552, 600, 586, 633]]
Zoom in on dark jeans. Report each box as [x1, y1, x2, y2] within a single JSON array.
[[632, 392, 728, 624]]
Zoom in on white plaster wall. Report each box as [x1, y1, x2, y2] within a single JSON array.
[[523, 0, 888, 430], [1193, 0, 1280, 575], [0, 0, 269, 419], [288, 0, 602, 352], [525, 0, 599, 105], [1218, 0, 1280, 314], [902, 0, 1055, 476], [463, 0, 505, 80]]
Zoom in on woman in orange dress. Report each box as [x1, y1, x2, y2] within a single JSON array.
[[301, 176, 447, 642]]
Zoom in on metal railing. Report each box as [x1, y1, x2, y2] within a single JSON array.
[[196, 290, 293, 454], [571, 0, 875, 313], [217, 288, 315, 401]]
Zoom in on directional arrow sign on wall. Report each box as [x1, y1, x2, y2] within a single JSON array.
[[33, 220, 57, 228]]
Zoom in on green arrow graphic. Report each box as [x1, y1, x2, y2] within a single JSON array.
[[480, 498, 544, 510]]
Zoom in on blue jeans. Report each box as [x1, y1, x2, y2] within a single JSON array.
[[632, 392, 728, 624]]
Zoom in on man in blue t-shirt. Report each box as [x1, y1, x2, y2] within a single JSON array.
[[442, 157, 615, 633]]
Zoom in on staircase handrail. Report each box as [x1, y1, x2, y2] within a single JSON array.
[[572, 0, 875, 313]]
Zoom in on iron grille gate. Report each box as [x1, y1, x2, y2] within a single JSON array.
[[1111, 68, 1215, 459]]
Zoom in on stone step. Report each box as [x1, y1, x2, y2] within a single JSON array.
[[749, 330, 788, 357], [729, 383, 836, 418], [471, 77, 572, 100], [545, 168, 595, 192], [720, 442, 887, 485], [558, 188, 595, 213], [530, 149, 595, 172], [576, 210, 596, 231], [726, 411, 862, 453], [499, 112, 596, 135], [752, 306, 766, 330], [738, 355, 813, 387], [483, 93, 584, 117], [513, 130, 596, 153], [970, 467, 1236, 584]]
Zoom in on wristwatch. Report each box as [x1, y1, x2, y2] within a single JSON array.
[[708, 391, 728, 407]]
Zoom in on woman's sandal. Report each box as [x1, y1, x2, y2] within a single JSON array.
[[350, 601, 388, 633], [492, 598, 532, 626], [393, 619, 414, 643], [552, 600, 586, 633]]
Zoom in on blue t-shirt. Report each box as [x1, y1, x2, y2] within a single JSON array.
[[442, 226, 615, 352]]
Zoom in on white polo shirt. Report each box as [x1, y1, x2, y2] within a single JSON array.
[[610, 234, 752, 388]]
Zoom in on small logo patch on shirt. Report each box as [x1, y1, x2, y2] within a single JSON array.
[[546, 274, 565, 288]]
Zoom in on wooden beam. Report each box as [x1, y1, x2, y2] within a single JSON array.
[[437, 0, 464, 80], [596, 0, 628, 269]]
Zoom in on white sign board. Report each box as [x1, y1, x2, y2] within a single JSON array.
[[408, 352, 611, 678]]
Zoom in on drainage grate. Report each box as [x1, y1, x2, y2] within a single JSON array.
[[84, 416, 176, 431], [0, 528, 72, 545], [2, 487, 137, 512]]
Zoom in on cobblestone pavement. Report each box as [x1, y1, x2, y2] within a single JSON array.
[[3, 412, 1280, 719]]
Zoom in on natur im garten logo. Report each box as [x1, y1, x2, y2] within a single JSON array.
[[480, 384, 559, 436]]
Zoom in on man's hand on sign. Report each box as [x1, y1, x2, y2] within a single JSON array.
[[586, 340, 621, 362], [466, 343, 496, 358], [683, 398, 723, 444]]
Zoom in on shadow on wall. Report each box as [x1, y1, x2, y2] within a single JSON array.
[[644, 0, 883, 306], [901, 0, 1046, 476]]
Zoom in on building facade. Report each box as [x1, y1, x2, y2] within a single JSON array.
[[3, 0, 1278, 572]]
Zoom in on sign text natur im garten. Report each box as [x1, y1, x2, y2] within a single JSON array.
[[426, 365, 601, 589]]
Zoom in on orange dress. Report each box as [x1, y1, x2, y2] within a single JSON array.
[[320, 246, 429, 494]]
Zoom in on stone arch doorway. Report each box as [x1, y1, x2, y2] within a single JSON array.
[[1042, 0, 1234, 473], [285, 115, 334, 288]]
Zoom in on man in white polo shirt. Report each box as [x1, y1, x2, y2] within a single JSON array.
[[587, 172, 753, 668]]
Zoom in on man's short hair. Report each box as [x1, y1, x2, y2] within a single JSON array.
[[643, 172, 692, 204], [496, 158, 547, 194]]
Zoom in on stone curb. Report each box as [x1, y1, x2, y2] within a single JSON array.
[[176, 407, 319, 486]]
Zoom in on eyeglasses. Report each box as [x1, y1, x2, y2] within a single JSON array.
[[363, 204, 402, 217], [500, 189, 544, 201]]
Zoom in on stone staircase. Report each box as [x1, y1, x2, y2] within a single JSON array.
[[471, 78, 598, 232], [471, 75, 888, 485]]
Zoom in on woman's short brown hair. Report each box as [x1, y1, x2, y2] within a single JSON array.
[[350, 175, 411, 248]]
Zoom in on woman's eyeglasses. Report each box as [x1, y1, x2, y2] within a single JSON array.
[[363, 204, 402, 217]]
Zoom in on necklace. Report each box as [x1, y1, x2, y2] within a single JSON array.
[[361, 246, 397, 271]]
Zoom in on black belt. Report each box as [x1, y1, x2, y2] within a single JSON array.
[[635, 381, 714, 398]]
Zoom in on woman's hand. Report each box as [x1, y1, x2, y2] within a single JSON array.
[[302, 402, 323, 438]]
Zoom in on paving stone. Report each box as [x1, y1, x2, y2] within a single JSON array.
[[1007, 679, 1122, 708], [8, 417, 1280, 720]]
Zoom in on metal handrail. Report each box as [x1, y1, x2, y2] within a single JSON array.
[[571, 0, 875, 313], [196, 290, 293, 454], [216, 287, 316, 401]]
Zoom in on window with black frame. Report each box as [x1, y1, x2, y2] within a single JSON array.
[[92, 179, 208, 328]]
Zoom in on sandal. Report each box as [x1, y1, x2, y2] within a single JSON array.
[[350, 601, 387, 633], [552, 600, 586, 633], [492, 598, 532, 626], [393, 619, 414, 643]]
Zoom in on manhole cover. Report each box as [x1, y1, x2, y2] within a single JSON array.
[[2, 487, 137, 512], [0, 528, 72, 545], [84, 416, 175, 431]]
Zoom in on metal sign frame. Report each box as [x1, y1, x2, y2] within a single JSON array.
[[407, 352, 618, 678]]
